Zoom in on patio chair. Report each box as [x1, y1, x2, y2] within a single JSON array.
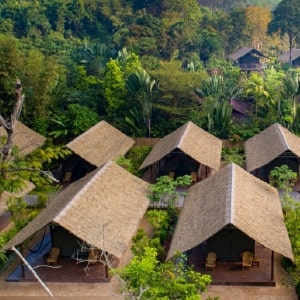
[[241, 251, 253, 270], [191, 172, 197, 184], [205, 252, 217, 271], [47, 247, 60, 266], [168, 172, 175, 179], [87, 248, 100, 265], [63, 171, 72, 183]]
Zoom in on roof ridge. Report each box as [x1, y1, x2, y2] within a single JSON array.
[[177, 121, 191, 147], [276, 123, 289, 149], [226, 163, 234, 224]]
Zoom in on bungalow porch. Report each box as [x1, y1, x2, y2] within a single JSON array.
[[9, 254, 118, 283], [5, 227, 119, 283], [188, 242, 275, 286]]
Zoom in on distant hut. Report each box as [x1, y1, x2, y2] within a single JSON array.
[[139, 121, 222, 183], [167, 163, 293, 281], [228, 47, 268, 72], [244, 123, 300, 185], [0, 121, 45, 156], [278, 49, 300, 67], [64, 121, 135, 182], [2, 161, 149, 280], [229, 99, 252, 123]]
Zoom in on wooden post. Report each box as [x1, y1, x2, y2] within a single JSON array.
[[271, 251, 274, 281], [20, 245, 25, 279], [105, 264, 108, 279]]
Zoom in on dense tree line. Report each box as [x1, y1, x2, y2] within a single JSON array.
[[0, 0, 299, 142]]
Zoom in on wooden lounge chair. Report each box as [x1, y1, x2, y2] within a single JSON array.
[[87, 248, 100, 265], [168, 172, 175, 179], [47, 247, 60, 266], [205, 252, 217, 271], [191, 172, 197, 184], [63, 171, 72, 183], [241, 251, 253, 270]]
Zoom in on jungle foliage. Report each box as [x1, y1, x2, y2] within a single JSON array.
[[0, 0, 299, 143]]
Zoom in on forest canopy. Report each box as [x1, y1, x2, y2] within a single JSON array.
[[0, 0, 299, 141]]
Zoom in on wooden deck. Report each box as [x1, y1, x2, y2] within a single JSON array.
[[9, 255, 119, 283], [188, 242, 275, 286], [8, 231, 275, 286]]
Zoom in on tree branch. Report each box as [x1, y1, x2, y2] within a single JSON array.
[[0, 168, 59, 183], [12, 246, 54, 298]]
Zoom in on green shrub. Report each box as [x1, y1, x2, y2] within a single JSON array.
[[146, 210, 170, 242]]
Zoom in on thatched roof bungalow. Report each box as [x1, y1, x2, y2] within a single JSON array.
[[229, 99, 252, 123], [228, 47, 268, 72], [139, 121, 222, 183], [0, 121, 45, 156], [167, 163, 293, 270], [64, 121, 135, 182], [3, 161, 149, 262], [278, 49, 300, 67], [244, 123, 300, 182]]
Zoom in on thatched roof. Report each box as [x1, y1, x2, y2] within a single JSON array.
[[0, 121, 45, 156], [67, 121, 135, 167], [278, 49, 300, 63], [139, 121, 222, 170], [228, 47, 267, 61], [167, 163, 293, 261], [3, 161, 149, 259], [230, 99, 251, 116], [245, 123, 300, 172]]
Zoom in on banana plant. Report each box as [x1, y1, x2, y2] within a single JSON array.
[[207, 100, 232, 139], [126, 69, 160, 137]]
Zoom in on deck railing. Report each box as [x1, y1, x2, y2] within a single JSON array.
[[238, 63, 265, 71], [148, 188, 187, 209]]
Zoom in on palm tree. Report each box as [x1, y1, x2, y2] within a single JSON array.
[[194, 75, 241, 138], [207, 100, 232, 139], [195, 75, 243, 103], [126, 69, 160, 137]]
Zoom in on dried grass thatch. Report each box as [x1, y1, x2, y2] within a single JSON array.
[[139, 121, 222, 170], [227, 47, 267, 61], [67, 120, 135, 167], [277, 49, 300, 63], [3, 161, 149, 259], [245, 123, 300, 172], [167, 163, 293, 261], [0, 121, 45, 156]]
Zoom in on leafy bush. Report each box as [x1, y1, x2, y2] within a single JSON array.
[[222, 147, 244, 166], [114, 247, 213, 300], [125, 145, 152, 176], [146, 210, 170, 242], [131, 229, 164, 259], [148, 175, 191, 206], [0, 236, 7, 264]]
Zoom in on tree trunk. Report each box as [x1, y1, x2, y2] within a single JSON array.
[[288, 33, 294, 66], [0, 79, 25, 162]]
